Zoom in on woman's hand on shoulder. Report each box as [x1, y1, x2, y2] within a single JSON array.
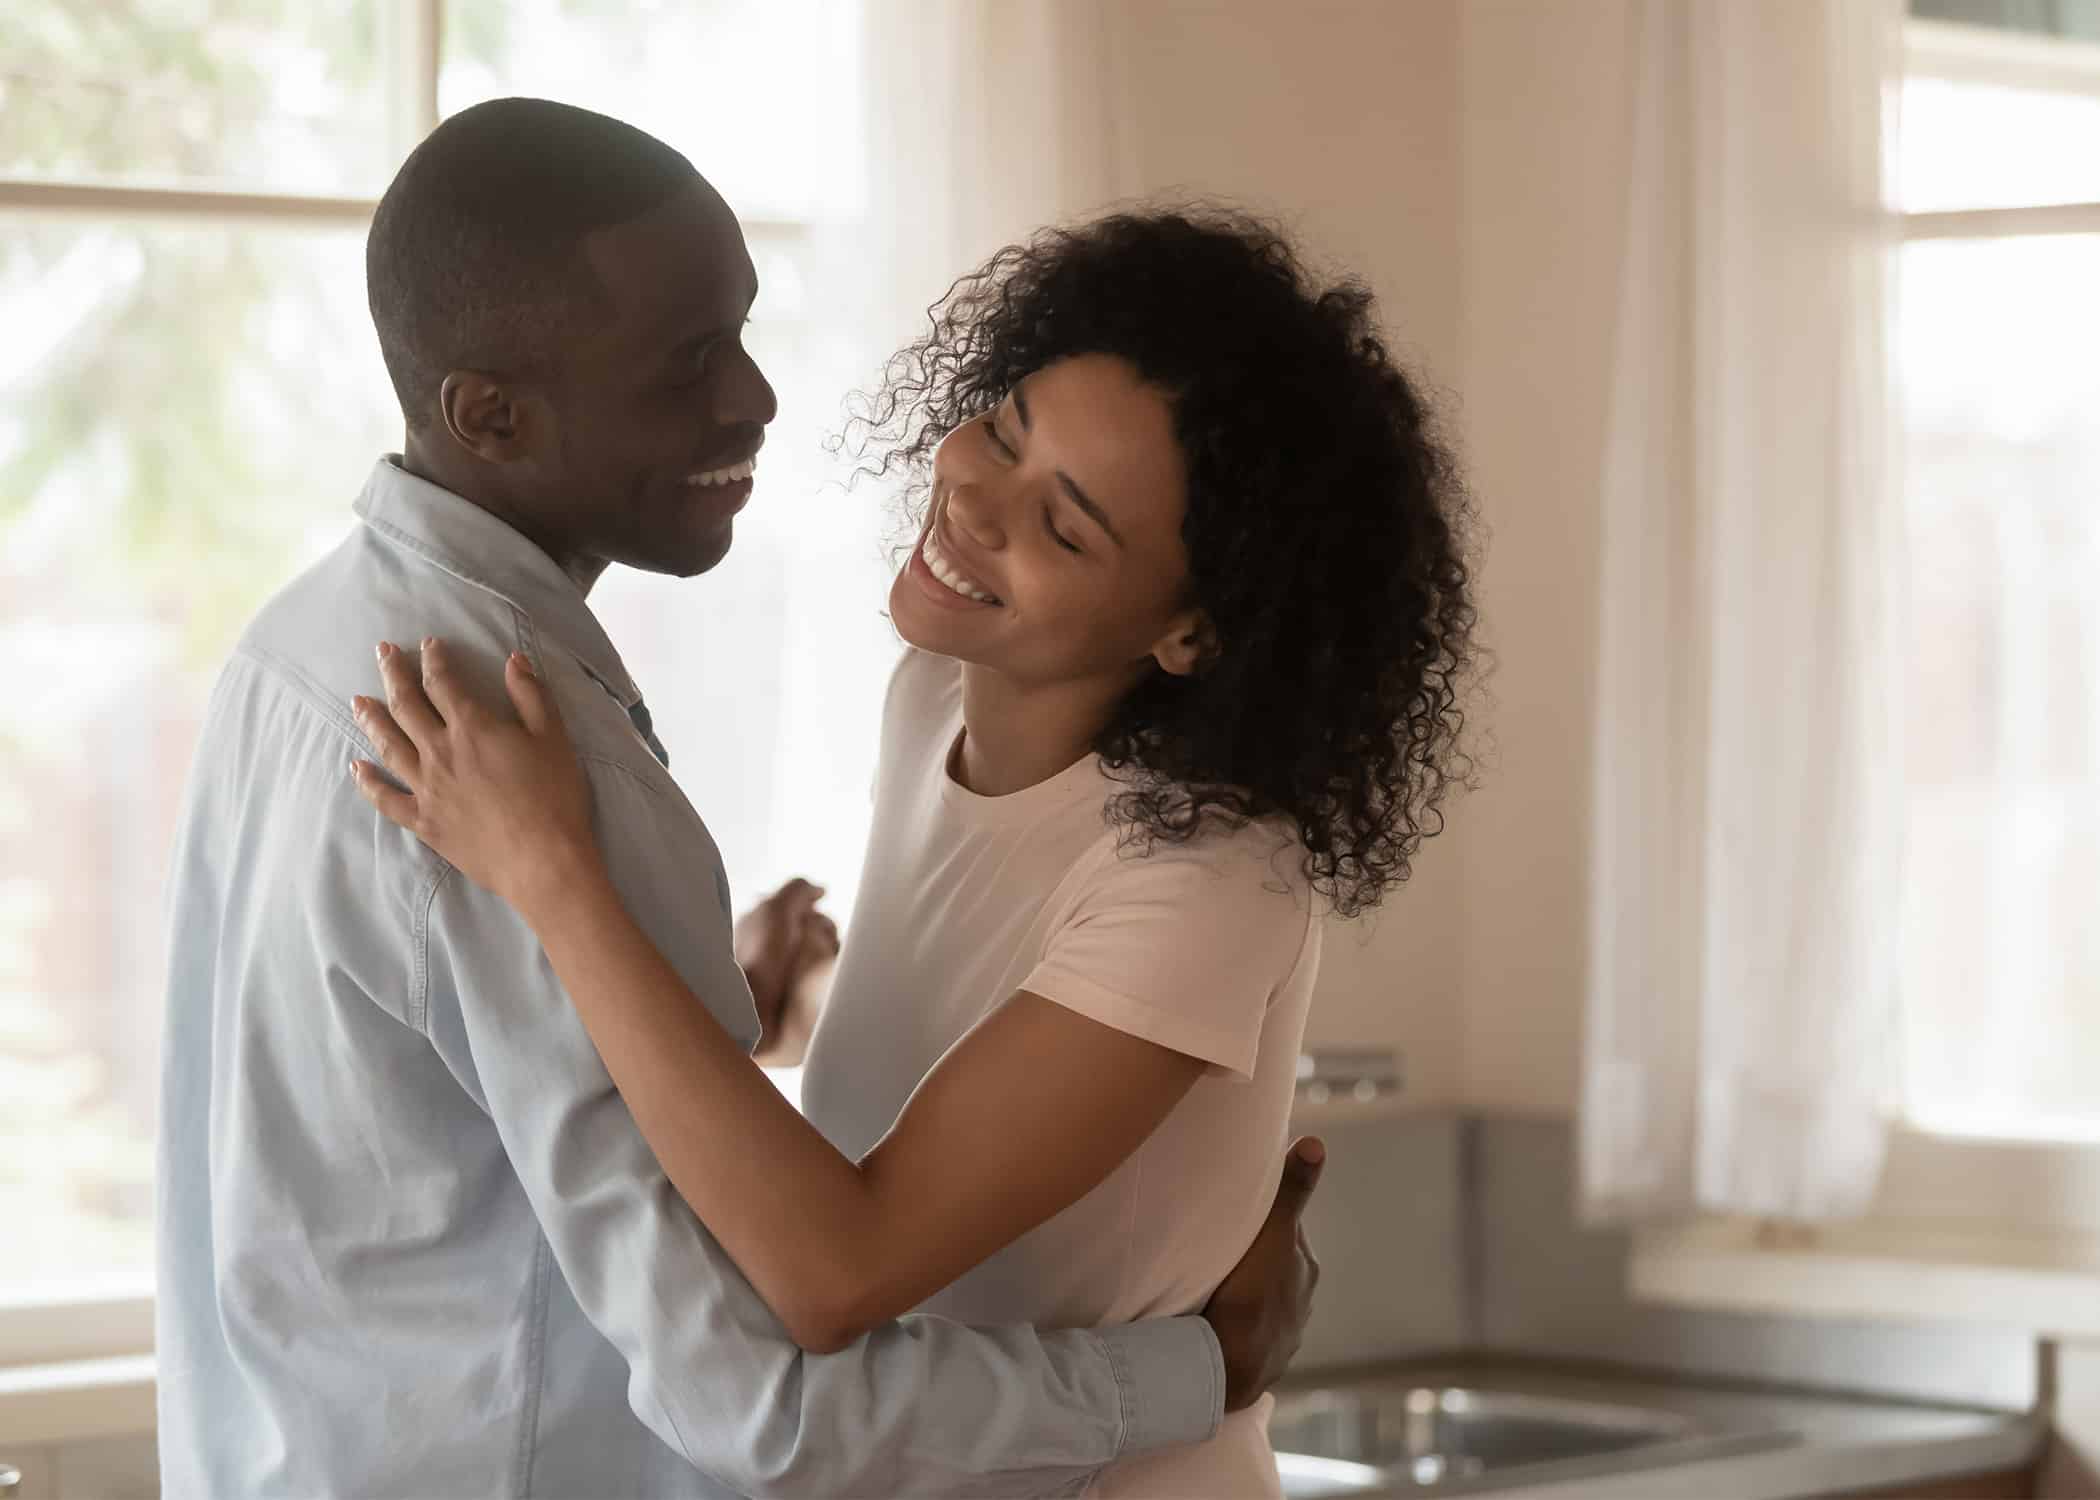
[[349, 637, 601, 918]]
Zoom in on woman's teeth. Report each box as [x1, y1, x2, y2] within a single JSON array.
[[686, 455, 757, 487], [922, 529, 1000, 604]]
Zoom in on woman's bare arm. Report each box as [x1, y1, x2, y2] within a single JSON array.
[[350, 639, 1204, 1350]]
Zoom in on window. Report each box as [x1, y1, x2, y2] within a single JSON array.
[[1894, 3, 2100, 1144], [1, 0, 895, 1331]]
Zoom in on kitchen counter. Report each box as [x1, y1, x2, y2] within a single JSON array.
[[1272, 1355, 2045, 1499]]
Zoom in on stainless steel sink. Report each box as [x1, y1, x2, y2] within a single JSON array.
[[1272, 1385, 1791, 1496]]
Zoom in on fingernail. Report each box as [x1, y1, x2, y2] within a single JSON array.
[[375, 642, 391, 661], [1300, 1140, 1326, 1164], [422, 636, 437, 652]]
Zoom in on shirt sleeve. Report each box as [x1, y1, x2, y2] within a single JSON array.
[[423, 754, 1223, 1499], [1022, 828, 1314, 1083]]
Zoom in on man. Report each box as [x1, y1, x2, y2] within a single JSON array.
[[157, 97, 1323, 1498]]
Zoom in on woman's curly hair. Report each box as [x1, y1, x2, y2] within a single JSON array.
[[844, 204, 1479, 917]]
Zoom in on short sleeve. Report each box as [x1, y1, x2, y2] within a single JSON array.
[[1021, 829, 1313, 1082]]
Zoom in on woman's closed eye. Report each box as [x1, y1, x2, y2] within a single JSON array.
[[1043, 508, 1081, 554], [981, 413, 1078, 551]]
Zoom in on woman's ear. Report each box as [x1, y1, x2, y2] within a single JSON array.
[[1151, 609, 1218, 678]]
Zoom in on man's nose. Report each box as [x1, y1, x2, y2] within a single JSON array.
[[718, 348, 778, 428]]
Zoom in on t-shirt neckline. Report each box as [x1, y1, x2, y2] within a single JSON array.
[[935, 721, 1107, 826]]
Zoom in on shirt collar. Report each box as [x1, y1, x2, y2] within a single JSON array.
[[352, 456, 641, 707]]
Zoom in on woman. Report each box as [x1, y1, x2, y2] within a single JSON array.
[[350, 206, 1475, 1496]]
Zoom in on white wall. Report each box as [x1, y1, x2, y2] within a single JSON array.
[[1447, 1, 1640, 1117], [1100, 1, 1653, 1118], [1101, 0, 1472, 1100], [1471, 1118, 2037, 1408]]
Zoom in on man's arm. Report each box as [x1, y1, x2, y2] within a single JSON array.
[[419, 757, 1230, 1499]]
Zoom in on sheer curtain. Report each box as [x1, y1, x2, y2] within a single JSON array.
[[1580, 0, 1907, 1222], [851, 0, 1140, 353]]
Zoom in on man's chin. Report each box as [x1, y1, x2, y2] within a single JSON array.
[[675, 534, 734, 578], [625, 524, 735, 580]]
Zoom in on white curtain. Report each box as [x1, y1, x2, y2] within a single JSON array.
[[1580, 0, 1907, 1222], [851, 1, 1141, 354]]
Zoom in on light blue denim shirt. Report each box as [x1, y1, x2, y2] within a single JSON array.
[[156, 458, 1224, 1499]]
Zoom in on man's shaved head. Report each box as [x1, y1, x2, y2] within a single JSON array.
[[366, 97, 699, 428], [367, 98, 773, 586]]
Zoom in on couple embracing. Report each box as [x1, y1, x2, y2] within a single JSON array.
[[159, 97, 1475, 1499]]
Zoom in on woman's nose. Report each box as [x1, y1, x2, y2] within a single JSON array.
[[944, 480, 1006, 548]]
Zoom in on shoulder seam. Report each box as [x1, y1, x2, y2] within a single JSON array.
[[234, 641, 371, 753]]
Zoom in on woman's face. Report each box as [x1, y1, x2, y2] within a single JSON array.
[[889, 353, 1209, 690]]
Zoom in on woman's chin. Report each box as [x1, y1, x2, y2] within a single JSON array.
[[889, 576, 983, 663], [888, 580, 950, 655]]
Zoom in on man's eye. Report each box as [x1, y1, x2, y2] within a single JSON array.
[[982, 417, 1016, 458], [1045, 510, 1081, 554], [684, 325, 748, 383]]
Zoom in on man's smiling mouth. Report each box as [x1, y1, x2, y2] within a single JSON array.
[[686, 454, 757, 487]]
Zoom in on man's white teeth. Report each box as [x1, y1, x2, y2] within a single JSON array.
[[922, 529, 998, 604], [687, 456, 757, 487]]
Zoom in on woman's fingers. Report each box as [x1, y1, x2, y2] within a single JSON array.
[[376, 640, 445, 747], [417, 637, 480, 728], [504, 650, 564, 738], [350, 695, 420, 785], [348, 759, 420, 832]]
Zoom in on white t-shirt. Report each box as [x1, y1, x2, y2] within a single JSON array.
[[800, 649, 1321, 1498]]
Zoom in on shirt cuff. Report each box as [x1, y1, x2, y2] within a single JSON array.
[[1096, 1315, 1225, 1459]]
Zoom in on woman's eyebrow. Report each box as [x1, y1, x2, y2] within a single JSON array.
[[1057, 472, 1124, 548]]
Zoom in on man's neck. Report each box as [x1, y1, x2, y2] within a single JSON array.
[[954, 662, 1136, 797], [397, 437, 606, 596]]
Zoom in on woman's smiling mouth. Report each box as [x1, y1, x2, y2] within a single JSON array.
[[918, 524, 1002, 606]]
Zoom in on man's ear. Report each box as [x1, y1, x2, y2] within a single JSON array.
[[1151, 609, 1219, 678], [436, 371, 540, 463]]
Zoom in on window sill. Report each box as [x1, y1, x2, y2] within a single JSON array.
[[1631, 1217, 2100, 1338], [0, 1355, 156, 1445]]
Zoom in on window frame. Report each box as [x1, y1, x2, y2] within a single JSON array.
[[1636, 16, 2100, 1328], [1900, 18, 2100, 240], [0, 0, 803, 1376], [1888, 13, 2100, 1181], [0, 0, 439, 1375]]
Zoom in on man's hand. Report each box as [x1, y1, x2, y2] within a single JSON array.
[[735, 877, 839, 1064], [752, 950, 836, 1069], [1202, 1137, 1325, 1411]]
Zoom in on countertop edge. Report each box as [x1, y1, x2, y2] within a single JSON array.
[[1494, 1410, 2047, 1500]]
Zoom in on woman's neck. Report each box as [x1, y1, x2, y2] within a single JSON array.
[[954, 662, 1133, 797]]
